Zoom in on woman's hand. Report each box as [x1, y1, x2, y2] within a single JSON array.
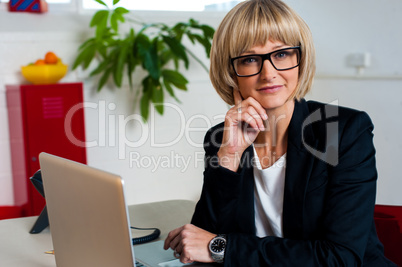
[[217, 89, 268, 171], [164, 224, 216, 264]]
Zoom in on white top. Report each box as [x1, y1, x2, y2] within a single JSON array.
[[253, 145, 286, 238]]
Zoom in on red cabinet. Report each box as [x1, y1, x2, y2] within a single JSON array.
[[6, 83, 87, 217]]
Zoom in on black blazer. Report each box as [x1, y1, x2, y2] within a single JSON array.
[[191, 99, 396, 266]]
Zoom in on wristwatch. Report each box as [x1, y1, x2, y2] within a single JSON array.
[[208, 234, 226, 264]]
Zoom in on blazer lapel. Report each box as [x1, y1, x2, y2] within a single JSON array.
[[283, 99, 318, 239], [236, 145, 257, 234]]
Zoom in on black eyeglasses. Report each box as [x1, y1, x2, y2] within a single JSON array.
[[230, 46, 301, 77]]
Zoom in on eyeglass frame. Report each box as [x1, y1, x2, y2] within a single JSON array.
[[230, 46, 301, 77]]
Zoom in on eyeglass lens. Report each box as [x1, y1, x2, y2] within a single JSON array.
[[232, 47, 300, 76]]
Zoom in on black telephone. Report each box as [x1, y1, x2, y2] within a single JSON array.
[[29, 170, 49, 234], [131, 226, 161, 245]]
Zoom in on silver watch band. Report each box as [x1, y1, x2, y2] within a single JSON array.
[[209, 234, 226, 264]]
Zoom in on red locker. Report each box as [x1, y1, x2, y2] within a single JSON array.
[[6, 83, 87, 217]]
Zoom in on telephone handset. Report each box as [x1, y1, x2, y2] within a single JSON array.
[[29, 170, 49, 234]]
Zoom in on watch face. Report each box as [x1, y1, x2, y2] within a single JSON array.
[[211, 238, 226, 253]]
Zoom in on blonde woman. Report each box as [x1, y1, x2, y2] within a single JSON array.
[[164, 0, 395, 265]]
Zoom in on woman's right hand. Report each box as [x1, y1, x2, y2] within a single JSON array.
[[217, 89, 268, 172]]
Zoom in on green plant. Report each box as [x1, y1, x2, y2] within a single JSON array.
[[73, 0, 215, 121]]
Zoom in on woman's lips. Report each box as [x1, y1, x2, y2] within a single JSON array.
[[257, 85, 283, 93]]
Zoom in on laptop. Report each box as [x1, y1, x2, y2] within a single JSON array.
[[39, 152, 186, 267]]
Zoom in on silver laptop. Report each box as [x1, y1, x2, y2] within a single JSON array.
[[39, 152, 183, 267]]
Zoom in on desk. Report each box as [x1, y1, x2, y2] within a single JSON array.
[[0, 200, 196, 267]]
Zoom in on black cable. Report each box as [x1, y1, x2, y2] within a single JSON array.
[[130, 226, 161, 245]]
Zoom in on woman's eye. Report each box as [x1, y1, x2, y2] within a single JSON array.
[[274, 52, 289, 59], [240, 56, 259, 65]]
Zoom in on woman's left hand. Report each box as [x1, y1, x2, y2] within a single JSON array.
[[163, 224, 216, 264]]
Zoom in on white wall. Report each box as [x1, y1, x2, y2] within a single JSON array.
[[286, 0, 402, 205], [0, 0, 401, 207]]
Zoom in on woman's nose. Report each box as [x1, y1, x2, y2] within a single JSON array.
[[260, 59, 277, 80]]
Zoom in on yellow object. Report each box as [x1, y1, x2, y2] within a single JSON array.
[[21, 63, 68, 85]]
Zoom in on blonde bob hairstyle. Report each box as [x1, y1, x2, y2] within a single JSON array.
[[210, 0, 316, 105]]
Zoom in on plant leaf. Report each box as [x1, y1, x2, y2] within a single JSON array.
[[97, 67, 113, 92], [163, 79, 181, 103], [96, 42, 108, 59], [189, 18, 198, 27], [201, 25, 215, 39], [113, 39, 131, 87], [95, 29, 116, 58], [90, 60, 109, 76], [162, 35, 189, 69], [113, 0, 120, 5], [163, 79, 174, 97], [90, 10, 109, 27], [94, 0, 107, 7], [136, 34, 161, 80], [78, 37, 96, 50], [114, 7, 129, 15], [171, 22, 186, 41], [72, 42, 96, 70], [111, 7, 128, 30], [186, 32, 196, 44], [151, 81, 164, 115], [73, 38, 96, 69], [140, 78, 152, 121], [162, 69, 188, 90], [158, 48, 174, 68], [149, 38, 161, 79], [91, 10, 109, 40], [75, 9, 216, 119], [182, 45, 209, 73], [192, 34, 212, 57], [127, 28, 137, 89], [110, 12, 118, 32]]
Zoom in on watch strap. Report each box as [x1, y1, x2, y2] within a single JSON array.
[[209, 234, 226, 264]]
